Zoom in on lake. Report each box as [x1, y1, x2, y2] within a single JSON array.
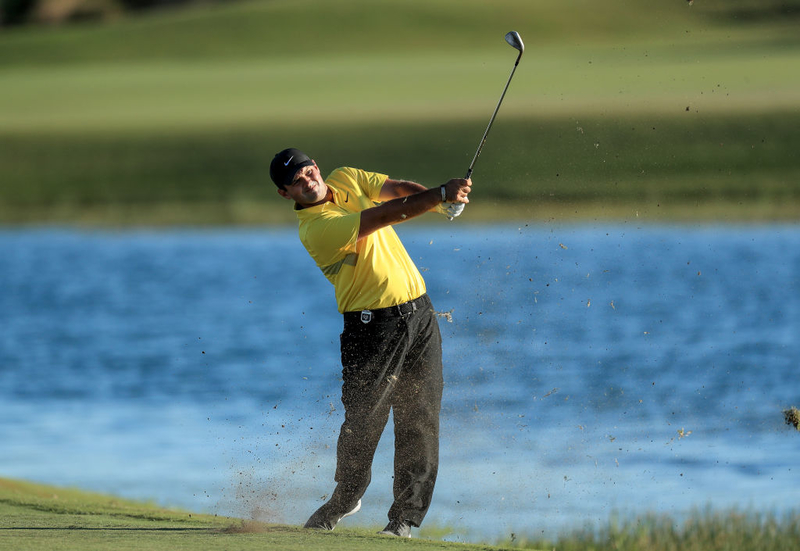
[[1, 223, 798, 542]]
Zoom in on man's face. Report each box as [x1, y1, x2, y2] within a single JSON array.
[[278, 162, 327, 206]]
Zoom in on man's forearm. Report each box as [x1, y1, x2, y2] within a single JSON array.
[[359, 187, 441, 240], [379, 179, 428, 200]]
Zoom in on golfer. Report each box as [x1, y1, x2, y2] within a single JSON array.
[[270, 148, 471, 538]]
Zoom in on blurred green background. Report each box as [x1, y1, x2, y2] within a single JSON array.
[[1, 0, 798, 225]]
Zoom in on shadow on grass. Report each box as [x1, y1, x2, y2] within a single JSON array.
[[0, 527, 221, 531]]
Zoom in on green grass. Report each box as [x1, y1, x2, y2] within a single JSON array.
[[0, 0, 799, 224], [500, 509, 800, 551], [0, 477, 513, 550], [4, 478, 799, 551], [0, 0, 723, 66], [2, 112, 798, 225]]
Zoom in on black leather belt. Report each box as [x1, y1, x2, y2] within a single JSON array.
[[344, 294, 430, 324]]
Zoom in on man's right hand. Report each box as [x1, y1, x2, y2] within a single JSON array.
[[440, 177, 471, 220], [442, 178, 472, 205]]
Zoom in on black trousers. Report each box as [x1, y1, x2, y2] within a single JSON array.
[[333, 294, 443, 527]]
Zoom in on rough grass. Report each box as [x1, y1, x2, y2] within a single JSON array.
[[500, 509, 800, 551]]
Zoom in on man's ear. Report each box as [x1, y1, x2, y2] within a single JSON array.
[[277, 188, 291, 200]]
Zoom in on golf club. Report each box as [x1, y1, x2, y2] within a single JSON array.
[[465, 31, 525, 180]]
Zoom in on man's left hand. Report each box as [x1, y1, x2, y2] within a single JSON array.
[[436, 202, 465, 219]]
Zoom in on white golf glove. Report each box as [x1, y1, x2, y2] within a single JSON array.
[[436, 202, 465, 220]]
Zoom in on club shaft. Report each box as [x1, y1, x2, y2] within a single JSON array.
[[465, 53, 522, 180]]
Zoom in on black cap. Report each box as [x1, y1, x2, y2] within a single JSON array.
[[270, 148, 314, 188]]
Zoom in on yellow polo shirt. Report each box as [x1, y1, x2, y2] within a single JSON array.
[[295, 167, 426, 313]]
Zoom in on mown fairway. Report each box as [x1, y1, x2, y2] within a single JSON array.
[[1, 0, 799, 224], [0, 478, 513, 551]]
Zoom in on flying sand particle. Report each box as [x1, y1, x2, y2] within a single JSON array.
[[784, 407, 800, 431], [436, 309, 454, 323]]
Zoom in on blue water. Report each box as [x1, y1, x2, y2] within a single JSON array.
[[1, 224, 798, 542]]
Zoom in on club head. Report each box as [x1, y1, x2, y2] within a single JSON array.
[[504, 31, 524, 54]]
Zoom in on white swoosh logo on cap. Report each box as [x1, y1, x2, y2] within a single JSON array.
[[284, 156, 294, 166]]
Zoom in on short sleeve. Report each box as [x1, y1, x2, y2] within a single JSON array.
[[301, 210, 361, 266], [357, 169, 388, 201]]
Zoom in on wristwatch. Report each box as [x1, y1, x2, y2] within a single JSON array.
[[440, 185, 447, 202]]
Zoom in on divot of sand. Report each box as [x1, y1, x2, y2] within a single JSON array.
[[223, 520, 273, 534]]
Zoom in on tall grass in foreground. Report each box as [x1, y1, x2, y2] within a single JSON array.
[[502, 509, 800, 551]]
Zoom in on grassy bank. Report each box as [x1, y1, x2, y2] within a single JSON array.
[[2, 112, 799, 225], [3, 478, 799, 551], [1, 0, 798, 225], [0, 477, 513, 551]]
